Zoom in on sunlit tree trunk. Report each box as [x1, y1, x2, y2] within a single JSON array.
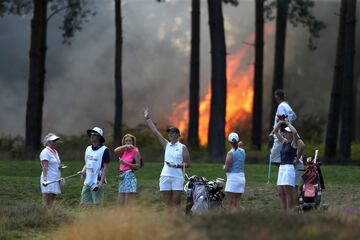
[[251, 0, 264, 150], [269, 0, 289, 134], [207, 0, 227, 158], [114, 0, 123, 146], [325, 0, 346, 160], [25, 0, 48, 153], [339, 0, 357, 161], [188, 0, 200, 150]]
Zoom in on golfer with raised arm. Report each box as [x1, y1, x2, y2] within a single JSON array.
[[268, 89, 297, 182], [144, 107, 191, 212], [40, 133, 62, 206], [274, 121, 304, 211], [78, 127, 110, 205]]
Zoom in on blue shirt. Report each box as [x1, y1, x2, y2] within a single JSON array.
[[280, 141, 297, 165], [228, 147, 245, 173]]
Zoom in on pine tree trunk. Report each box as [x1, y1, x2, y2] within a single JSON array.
[[251, 0, 264, 150], [269, 0, 289, 134], [114, 0, 123, 146], [25, 0, 48, 153], [339, 0, 356, 161], [325, 0, 346, 160], [188, 0, 200, 150], [207, 0, 227, 158]]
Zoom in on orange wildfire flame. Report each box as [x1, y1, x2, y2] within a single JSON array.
[[168, 25, 274, 145]]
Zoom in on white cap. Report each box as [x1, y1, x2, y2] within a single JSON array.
[[87, 127, 105, 142], [283, 127, 291, 133], [43, 133, 60, 146], [228, 132, 239, 142]]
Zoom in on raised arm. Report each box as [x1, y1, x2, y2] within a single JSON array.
[[274, 121, 287, 143], [286, 122, 300, 144], [143, 107, 168, 148], [114, 145, 127, 156]]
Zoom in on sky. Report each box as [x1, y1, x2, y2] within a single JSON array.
[[0, 0, 359, 140]]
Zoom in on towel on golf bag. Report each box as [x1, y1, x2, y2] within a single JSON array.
[[189, 181, 209, 215]]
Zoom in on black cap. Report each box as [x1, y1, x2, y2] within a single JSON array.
[[166, 127, 180, 134]]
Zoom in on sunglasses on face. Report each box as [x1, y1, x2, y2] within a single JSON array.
[[90, 133, 100, 137]]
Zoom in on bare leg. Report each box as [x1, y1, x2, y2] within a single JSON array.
[[172, 191, 182, 214], [43, 193, 56, 206], [162, 191, 173, 210], [119, 193, 125, 206], [278, 186, 287, 211], [125, 193, 135, 206], [285, 186, 295, 210], [235, 193, 242, 210], [226, 192, 235, 213]]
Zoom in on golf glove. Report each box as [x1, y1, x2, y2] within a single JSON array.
[[60, 178, 66, 186]]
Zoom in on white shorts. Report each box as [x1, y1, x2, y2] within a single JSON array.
[[225, 172, 245, 193], [277, 164, 295, 187], [270, 139, 282, 164], [159, 176, 184, 191]]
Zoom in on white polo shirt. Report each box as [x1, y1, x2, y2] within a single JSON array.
[[273, 101, 297, 128], [40, 147, 61, 181], [160, 141, 184, 179]]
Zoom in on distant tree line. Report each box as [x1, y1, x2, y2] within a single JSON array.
[[0, 0, 357, 163]]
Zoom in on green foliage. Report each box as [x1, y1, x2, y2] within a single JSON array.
[[1, 126, 360, 162], [264, 0, 326, 50], [0, 0, 96, 44], [56, 0, 97, 44], [0, 0, 32, 17]]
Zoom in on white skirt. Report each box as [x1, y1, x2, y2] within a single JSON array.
[[277, 164, 295, 187], [40, 175, 61, 195], [225, 172, 245, 193]]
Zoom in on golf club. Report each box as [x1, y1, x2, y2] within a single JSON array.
[[42, 172, 80, 186]]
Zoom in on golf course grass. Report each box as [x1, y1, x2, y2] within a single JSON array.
[[1, 160, 360, 239]]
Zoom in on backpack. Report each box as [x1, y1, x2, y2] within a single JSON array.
[[132, 155, 144, 169]]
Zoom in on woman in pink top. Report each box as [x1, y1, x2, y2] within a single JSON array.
[[114, 134, 141, 206]]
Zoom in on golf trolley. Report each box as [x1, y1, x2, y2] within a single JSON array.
[[184, 175, 226, 215], [297, 150, 328, 212]]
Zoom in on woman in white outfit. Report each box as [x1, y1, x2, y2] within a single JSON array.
[[274, 121, 304, 211], [224, 132, 246, 212], [144, 107, 191, 212], [40, 133, 62, 206]]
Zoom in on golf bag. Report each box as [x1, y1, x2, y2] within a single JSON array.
[[184, 175, 225, 215], [298, 157, 325, 211]]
